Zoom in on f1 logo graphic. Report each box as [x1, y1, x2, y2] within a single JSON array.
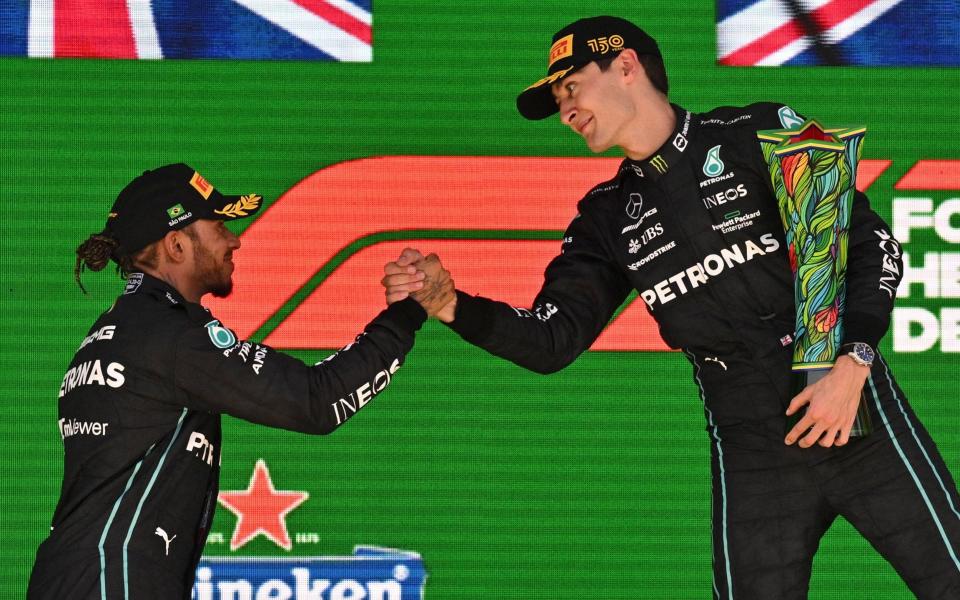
[[206, 156, 904, 352]]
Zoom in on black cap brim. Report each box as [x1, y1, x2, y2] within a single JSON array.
[[516, 62, 586, 120], [517, 83, 560, 121]]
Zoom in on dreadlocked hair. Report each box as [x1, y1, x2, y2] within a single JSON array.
[[74, 234, 159, 294], [75, 233, 118, 293]]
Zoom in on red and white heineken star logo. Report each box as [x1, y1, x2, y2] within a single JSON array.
[[217, 459, 309, 551]]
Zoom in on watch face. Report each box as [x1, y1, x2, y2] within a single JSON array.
[[854, 343, 875, 364]]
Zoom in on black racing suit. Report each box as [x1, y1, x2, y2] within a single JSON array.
[[28, 272, 426, 599], [446, 103, 960, 598]]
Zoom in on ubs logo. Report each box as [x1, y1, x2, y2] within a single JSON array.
[[625, 193, 643, 219]]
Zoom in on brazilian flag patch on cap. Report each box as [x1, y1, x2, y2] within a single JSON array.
[[166, 204, 185, 219]]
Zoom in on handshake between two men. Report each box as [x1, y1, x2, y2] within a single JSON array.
[[382, 248, 457, 322]]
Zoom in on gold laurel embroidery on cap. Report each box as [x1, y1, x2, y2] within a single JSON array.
[[525, 65, 574, 91], [214, 194, 261, 218], [108, 212, 118, 218]]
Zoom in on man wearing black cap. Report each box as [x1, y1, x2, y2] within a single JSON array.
[[383, 15, 960, 600], [28, 164, 454, 599]]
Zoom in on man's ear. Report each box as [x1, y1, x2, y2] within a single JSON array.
[[160, 230, 187, 264], [618, 48, 642, 82]]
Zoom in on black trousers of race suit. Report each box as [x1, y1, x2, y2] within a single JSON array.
[[691, 351, 960, 600]]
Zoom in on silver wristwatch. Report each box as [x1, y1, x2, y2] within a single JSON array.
[[842, 342, 875, 367]]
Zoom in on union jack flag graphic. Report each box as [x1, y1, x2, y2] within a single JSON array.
[[0, 0, 372, 60], [718, 0, 960, 66]]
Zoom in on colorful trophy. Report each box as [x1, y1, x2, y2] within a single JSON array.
[[758, 119, 873, 437]]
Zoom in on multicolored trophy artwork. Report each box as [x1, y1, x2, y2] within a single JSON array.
[[758, 118, 873, 437]]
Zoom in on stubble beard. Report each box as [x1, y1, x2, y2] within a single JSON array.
[[193, 242, 233, 298]]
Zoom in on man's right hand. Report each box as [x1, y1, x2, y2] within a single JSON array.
[[382, 248, 457, 321]]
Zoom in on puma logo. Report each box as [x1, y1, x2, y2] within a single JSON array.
[[154, 527, 177, 556]]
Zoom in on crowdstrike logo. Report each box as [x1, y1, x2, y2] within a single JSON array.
[[639, 234, 781, 309], [627, 240, 677, 270]]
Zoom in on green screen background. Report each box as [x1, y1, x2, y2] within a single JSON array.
[[1, 2, 957, 598]]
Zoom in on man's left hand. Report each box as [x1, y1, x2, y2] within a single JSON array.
[[784, 355, 871, 448]]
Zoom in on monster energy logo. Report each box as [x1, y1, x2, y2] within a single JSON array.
[[649, 155, 668, 174]]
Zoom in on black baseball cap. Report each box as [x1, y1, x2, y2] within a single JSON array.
[[104, 163, 264, 255], [516, 16, 661, 120]]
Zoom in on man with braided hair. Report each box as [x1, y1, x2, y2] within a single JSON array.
[[29, 163, 453, 599], [382, 15, 960, 600]]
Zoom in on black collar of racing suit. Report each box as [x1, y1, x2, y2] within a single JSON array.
[[622, 104, 694, 181], [121, 271, 212, 321]]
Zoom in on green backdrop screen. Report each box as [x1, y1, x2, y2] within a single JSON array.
[[2, 2, 957, 598]]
